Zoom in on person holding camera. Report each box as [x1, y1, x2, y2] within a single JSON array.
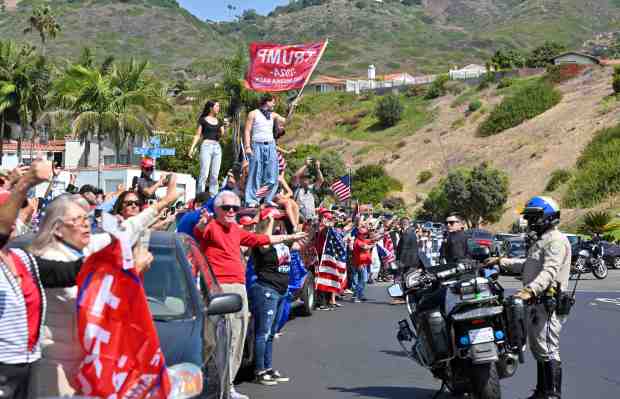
[[485, 196, 571, 399], [132, 157, 168, 202], [292, 158, 324, 223]]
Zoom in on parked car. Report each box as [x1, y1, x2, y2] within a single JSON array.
[[564, 233, 586, 264], [492, 233, 521, 256], [147, 232, 244, 399], [599, 240, 620, 269], [465, 228, 495, 249]]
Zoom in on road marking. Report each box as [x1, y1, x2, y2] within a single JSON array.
[[591, 298, 620, 306]]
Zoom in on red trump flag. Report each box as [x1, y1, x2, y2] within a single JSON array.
[[75, 240, 171, 398], [245, 40, 328, 92]]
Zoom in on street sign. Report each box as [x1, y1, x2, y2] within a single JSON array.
[[133, 136, 175, 160]]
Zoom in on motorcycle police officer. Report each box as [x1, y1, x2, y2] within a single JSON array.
[[486, 196, 571, 399]]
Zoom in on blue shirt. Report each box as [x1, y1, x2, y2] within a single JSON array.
[[177, 210, 202, 238]]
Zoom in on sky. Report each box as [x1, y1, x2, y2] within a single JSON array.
[[178, 1, 290, 21]]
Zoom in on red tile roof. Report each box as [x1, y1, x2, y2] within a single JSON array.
[[1, 140, 65, 152], [310, 75, 347, 85]]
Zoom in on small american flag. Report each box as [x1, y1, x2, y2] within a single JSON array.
[[330, 175, 351, 202], [377, 234, 396, 264], [256, 185, 270, 199], [316, 227, 348, 293]]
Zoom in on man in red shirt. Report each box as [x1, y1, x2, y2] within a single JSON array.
[[194, 191, 305, 399], [352, 227, 373, 302]]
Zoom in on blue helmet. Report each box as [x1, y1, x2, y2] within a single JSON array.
[[522, 196, 560, 234]]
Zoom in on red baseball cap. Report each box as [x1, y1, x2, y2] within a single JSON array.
[[141, 158, 155, 169], [260, 207, 284, 221], [321, 211, 334, 220], [239, 215, 256, 226]]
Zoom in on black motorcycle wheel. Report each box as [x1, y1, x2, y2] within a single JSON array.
[[469, 362, 501, 399], [592, 260, 608, 279]]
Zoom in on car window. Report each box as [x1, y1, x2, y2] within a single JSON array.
[[143, 245, 192, 319]]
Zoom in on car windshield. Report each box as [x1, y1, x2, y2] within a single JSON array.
[[143, 244, 192, 320]]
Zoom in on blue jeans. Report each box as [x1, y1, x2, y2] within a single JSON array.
[[249, 282, 286, 373], [351, 266, 368, 299], [245, 141, 279, 206], [198, 141, 222, 196]]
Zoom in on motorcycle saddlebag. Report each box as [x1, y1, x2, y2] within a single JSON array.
[[503, 296, 527, 350], [418, 310, 452, 363]]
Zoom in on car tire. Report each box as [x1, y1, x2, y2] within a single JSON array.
[[614, 257, 620, 269], [299, 273, 315, 317]]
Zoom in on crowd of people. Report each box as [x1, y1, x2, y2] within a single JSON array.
[[0, 93, 448, 399]]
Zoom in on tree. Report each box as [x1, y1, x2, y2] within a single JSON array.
[[23, 5, 61, 55], [351, 164, 403, 205], [375, 94, 403, 127], [419, 163, 509, 227], [51, 57, 167, 188], [526, 41, 566, 68], [0, 80, 16, 164], [578, 211, 616, 236], [490, 49, 525, 70]]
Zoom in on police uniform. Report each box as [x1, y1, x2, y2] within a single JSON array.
[[500, 228, 571, 362]]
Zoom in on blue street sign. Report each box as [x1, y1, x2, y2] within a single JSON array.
[[133, 136, 175, 159], [160, 148, 176, 156]]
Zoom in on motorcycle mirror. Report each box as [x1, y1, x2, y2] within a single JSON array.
[[387, 284, 403, 298]]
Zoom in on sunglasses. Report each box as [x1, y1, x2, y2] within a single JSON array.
[[219, 205, 240, 212], [123, 200, 140, 207], [446, 220, 459, 225]]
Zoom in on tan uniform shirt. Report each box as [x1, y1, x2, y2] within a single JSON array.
[[500, 228, 571, 295]]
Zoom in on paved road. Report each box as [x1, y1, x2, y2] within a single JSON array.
[[239, 273, 620, 399]]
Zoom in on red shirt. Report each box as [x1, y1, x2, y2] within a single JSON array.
[[194, 220, 270, 284], [9, 251, 42, 351], [352, 237, 372, 268]]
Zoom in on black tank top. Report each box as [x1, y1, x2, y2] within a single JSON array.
[[199, 118, 222, 141]]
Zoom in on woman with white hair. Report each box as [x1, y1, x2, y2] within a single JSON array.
[[33, 176, 179, 397]]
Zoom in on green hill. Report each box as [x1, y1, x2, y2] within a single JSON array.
[[3, 0, 620, 77], [0, 0, 233, 76]]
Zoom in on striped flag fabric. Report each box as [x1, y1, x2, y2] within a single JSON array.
[[377, 233, 396, 264], [315, 227, 348, 293], [330, 175, 351, 202], [277, 151, 287, 173], [255, 185, 270, 199]]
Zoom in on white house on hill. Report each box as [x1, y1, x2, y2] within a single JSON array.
[[449, 64, 490, 80]]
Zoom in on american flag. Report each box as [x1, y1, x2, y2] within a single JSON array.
[[316, 227, 348, 293], [277, 151, 287, 173], [377, 233, 396, 264], [256, 185, 270, 199], [330, 175, 351, 202]]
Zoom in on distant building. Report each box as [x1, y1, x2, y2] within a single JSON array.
[[449, 64, 489, 80], [3, 0, 17, 11], [308, 75, 347, 93], [552, 52, 600, 66]]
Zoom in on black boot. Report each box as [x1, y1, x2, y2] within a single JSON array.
[[527, 361, 545, 399], [543, 360, 562, 398]]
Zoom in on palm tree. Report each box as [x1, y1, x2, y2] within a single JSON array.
[[51, 58, 170, 188], [0, 81, 16, 163], [23, 5, 61, 56], [578, 211, 619, 236]]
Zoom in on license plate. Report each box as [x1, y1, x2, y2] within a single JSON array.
[[468, 327, 494, 344]]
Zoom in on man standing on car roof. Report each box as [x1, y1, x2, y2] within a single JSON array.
[[485, 196, 571, 399], [440, 214, 469, 264]]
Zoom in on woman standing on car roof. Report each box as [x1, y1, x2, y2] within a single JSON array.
[[249, 208, 296, 386]]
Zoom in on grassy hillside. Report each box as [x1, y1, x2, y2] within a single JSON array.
[[219, 0, 620, 76], [0, 0, 233, 75]]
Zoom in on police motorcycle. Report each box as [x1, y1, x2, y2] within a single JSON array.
[[572, 240, 607, 280], [387, 249, 527, 399]]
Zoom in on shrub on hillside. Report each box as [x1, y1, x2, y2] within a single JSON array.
[[417, 170, 433, 184], [497, 78, 515, 89], [468, 99, 482, 113], [613, 66, 620, 94], [564, 124, 620, 207], [353, 164, 403, 204], [477, 73, 495, 91], [545, 169, 572, 192], [425, 74, 449, 99], [375, 94, 404, 127], [382, 196, 405, 210], [478, 80, 561, 136], [406, 85, 427, 98]]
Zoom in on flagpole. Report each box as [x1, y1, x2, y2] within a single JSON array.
[[286, 39, 329, 121]]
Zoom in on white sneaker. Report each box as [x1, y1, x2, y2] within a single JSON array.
[[230, 386, 250, 399]]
